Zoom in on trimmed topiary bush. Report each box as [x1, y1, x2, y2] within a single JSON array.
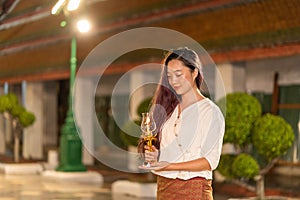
[[120, 120, 140, 147], [218, 92, 262, 145], [0, 93, 36, 162], [252, 113, 294, 161], [19, 111, 36, 127], [0, 93, 18, 112], [218, 154, 237, 179], [0, 94, 36, 128], [11, 104, 25, 118], [217, 92, 295, 199], [232, 153, 259, 179]]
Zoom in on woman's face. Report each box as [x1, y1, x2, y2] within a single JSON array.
[[167, 59, 197, 96]]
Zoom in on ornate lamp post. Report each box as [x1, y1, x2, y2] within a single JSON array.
[[51, 0, 90, 172]]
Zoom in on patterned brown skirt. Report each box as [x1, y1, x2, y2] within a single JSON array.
[[157, 175, 213, 200]]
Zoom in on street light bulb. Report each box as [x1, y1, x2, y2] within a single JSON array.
[[77, 19, 91, 33], [51, 0, 67, 15], [60, 20, 67, 27], [67, 0, 80, 11]]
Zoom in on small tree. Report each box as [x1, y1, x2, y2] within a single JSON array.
[[0, 93, 35, 162], [217, 92, 295, 199]]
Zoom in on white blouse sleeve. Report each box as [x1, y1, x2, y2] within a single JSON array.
[[200, 105, 225, 170]]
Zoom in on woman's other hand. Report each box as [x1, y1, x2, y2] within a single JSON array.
[[144, 145, 159, 162]]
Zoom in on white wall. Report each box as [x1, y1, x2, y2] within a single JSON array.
[[215, 62, 245, 101], [74, 78, 94, 165], [246, 55, 300, 93], [23, 82, 43, 159], [0, 87, 5, 154], [96, 69, 160, 120]]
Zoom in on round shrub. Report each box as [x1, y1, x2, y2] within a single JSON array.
[[218, 92, 262, 145], [232, 153, 259, 179], [19, 111, 35, 127], [11, 104, 25, 118], [224, 121, 252, 145], [120, 120, 141, 146], [252, 113, 295, 161], [0, 93, 19, 112], [0, 93, 35, 128], [217, 154, 237, 179], [121, 97, 152, 147]]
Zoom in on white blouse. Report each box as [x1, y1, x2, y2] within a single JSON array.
[[153, 98, 225, 180]]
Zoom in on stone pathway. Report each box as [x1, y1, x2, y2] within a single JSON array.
[[0, 173, 233, 200], [0, 174, 110, 200]]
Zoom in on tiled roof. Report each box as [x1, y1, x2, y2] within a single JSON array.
[[0, 0, 299, 82], [152, 0, 300, 51]]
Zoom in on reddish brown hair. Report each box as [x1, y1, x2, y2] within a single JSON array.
[[138, 47, 203, 153]]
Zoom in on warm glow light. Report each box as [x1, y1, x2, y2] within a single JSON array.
[[51, 0, 66, 15], [67, 0, 81, 11], [77, 19, 91, 33]]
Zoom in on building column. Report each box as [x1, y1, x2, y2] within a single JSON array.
[[130, 70, 158, 119], [215, 62, 246, 101], [1, 83, 13, 148], [0, 114, 5, 155], [74, 78, 94, 165], [128, 70, 159, 171], [43, 81, 58, 148], [215, 62, 246, 155], [130, 71, 146, 120], [0, 86, 5, 154], [23, 82, 43, 159]]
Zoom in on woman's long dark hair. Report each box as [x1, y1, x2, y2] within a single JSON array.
[[138, 47, 203, 154]]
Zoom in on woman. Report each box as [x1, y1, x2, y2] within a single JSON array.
[[139, 47, 225, 199]]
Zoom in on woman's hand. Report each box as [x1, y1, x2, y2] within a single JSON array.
[[144, 145, 159, 163]]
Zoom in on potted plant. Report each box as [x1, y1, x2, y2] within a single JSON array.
[[0, 93, 35, 162], [217, 92, 295, 199]]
